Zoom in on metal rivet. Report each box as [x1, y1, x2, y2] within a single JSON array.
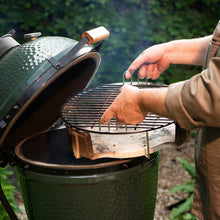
[[56, 64, 61, 70], [5, 115, 11, 120], [123, 164, 128, 169], [24, 164, 29, 169]]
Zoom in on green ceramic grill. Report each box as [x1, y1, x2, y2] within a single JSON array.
[[15, 127, 159, 220], [0, 27, 160, 220]]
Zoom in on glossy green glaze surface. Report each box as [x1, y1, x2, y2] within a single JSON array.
[[0, 36, 77, 121], [16, 152, 159, 220]]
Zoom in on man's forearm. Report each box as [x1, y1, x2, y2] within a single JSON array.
[[164, 35, 212, 66], [138, 87, 172, 119]]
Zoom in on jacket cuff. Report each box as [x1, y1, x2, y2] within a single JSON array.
[[165, 81, 199, 130]]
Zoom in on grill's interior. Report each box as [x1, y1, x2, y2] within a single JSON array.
[[61, 83, 174, 134], [2, 55, 99, 152]]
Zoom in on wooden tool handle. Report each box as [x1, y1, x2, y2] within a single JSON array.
[[81, 26, 110, 45]]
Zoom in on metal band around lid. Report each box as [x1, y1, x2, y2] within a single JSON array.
[[0, 37, 20, 57]]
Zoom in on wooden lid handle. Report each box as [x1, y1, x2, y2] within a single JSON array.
[[81, 26, 110, 45]]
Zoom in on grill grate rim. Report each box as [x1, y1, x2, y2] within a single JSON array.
[[61, 83, 173, 134]]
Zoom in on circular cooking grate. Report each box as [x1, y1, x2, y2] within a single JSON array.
[[61, 83, 173, 134]]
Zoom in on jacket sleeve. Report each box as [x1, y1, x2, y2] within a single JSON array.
[[165, 56, 220, 130], [165, 21, 220, 131]]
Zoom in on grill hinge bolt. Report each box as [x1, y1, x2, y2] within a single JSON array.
[[46, 55, 62, 70]]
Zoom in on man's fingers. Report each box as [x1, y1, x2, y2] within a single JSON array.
[[116, 119, 124, 125], [101, 107, 114, 125], [125, 70, 132, 79], [138, 65, 147, 79], [126, 57, 147, 79], [101, 87, 126, 125], [126, 51, 153, 79], [151, 68, 160, 80]]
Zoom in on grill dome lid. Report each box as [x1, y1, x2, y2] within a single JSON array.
[[0, 27, 109, 161]]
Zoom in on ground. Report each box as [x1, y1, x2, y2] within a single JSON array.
[[154, 138, 195, 219], [9, 138, 195, 220]]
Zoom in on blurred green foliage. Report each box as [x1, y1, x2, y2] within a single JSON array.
[[0, 166, 20, 219], [0, 0, 219, 86], [169, 157, 197, 220]]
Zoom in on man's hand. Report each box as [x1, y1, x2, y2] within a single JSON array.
[[101, 85, 146, 125], [125, 44, 170, 80], [101, 85, 170, 126]]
